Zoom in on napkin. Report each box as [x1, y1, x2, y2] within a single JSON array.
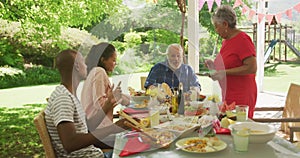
[[119, 137, 151, 157], [212, 118, 231, 135], [123, 107, 149, 114], [215, 127, 231, 135]]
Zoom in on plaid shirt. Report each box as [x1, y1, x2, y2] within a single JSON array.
[[144, 61, 201, 92]]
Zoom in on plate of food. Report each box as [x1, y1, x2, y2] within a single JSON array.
[[175, 137, 227, 153]]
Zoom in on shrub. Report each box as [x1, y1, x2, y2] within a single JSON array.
[[0, 65, 60, 89], [124, 31, 142, 48], [0, 19, 101, 68]]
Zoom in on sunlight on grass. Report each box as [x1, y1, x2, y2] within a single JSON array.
[[0, 104, 46, 157]]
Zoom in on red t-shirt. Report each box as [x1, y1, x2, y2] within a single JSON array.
[[214, 32, 257, 118]]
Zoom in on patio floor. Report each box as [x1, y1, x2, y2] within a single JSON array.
[[254, 91, 286, 118]]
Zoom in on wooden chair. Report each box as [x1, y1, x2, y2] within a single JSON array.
[[34, 110, 56, 158], [253, 83, 300, 142]]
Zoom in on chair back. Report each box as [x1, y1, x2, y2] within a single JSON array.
[[281, 83, 300, 140], [140, 76, 147, 90], [34, 110, 56, 158]]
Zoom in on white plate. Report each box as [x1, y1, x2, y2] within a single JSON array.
[[175, 137, 227, 153]]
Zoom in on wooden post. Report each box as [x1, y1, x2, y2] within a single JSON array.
[[273, 24, 276, 61], [253, 23, 257, 46], [267, 24, 271, 61], [293, 29, 295, 46], [285, 24, 287, 61], [279, 24, 282, 60]]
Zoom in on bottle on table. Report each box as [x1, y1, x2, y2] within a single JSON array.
[[178, 82, 184, 115], [171, 87, 178, 114]]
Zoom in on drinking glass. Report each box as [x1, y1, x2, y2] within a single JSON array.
[[209, 101, 220, 116], [236, 105, 249, 122], [232, 127, 250, 152], [149, 108, 160, 127]]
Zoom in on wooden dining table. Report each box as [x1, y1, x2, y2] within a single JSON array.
[[112, 123, 300, 158]]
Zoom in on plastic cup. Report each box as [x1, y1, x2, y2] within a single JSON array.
[[232, 127, 250, 152], [149, 109, 160, 127], [236, 105, 249, 122]]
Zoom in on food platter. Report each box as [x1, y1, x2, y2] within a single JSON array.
[[141, 128, 177, 149], [154, 122, 200, 138], [175, 137, 227, 153], [128, 103, 149, 110]]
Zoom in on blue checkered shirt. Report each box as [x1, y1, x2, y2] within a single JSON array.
[[144, 61, 201, 92]]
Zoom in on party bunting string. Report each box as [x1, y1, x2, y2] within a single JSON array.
[[197, 0, 300, 24]]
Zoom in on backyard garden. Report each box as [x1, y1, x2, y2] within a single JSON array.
[[1, 0, 300, 157]]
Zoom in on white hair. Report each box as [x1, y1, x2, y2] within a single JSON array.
[[166, 43, 183, 57]]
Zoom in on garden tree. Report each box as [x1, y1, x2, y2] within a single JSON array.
[[199, 1, 251, 42], [97, 0, 248, 47], [0, 0, 123, 67], [0, 0, 123, 37], [90, 1, 182, 40], [88, 1, 183, 66], [0, 0, 251, 68]]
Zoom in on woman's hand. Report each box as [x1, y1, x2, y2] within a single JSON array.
[[103, 84, 119, 111], [210, 70, 226, 81], [205, 59, 215, 70], [112, 82, 123, 104]]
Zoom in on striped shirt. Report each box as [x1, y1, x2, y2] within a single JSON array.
[[45, 85, 103, 158]]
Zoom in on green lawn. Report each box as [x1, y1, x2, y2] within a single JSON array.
[[263, 61, 300, 93], [0, 104, 46, 158]]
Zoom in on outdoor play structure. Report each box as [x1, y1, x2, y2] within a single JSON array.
[[252, 17, 300, 63]]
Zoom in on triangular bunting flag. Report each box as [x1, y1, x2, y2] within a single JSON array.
[[198, 0, 206, 11], [215, 0, 222, 7], [275, 12, 282, 23], [207, 0, 214, 11], [242, 5, 249, 14], [285, 8, 292, 19], [293, 3, 300, 13], [266, 15, 274, 25], [248, 9, 256, 21], [257, 13, 265, 24], [233, 0, 242, 9]]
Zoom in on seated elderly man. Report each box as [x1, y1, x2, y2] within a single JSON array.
[[144, 43, 201, 93]]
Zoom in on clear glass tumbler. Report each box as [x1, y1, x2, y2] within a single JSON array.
[[236, 105, 249, 122], [232, 127, 250, 152]]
